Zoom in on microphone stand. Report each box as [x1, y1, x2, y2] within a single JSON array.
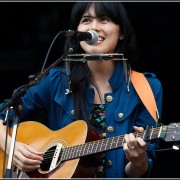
[[1, 47, 73, 178]]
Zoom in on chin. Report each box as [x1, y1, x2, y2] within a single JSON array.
[[86, 49, 108, 54]]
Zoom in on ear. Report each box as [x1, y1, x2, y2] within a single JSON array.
[[119, 35, 124, 40]]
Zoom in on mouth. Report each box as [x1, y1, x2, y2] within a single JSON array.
[[96, 35, 105, 45], [99, 35, 105, 42]]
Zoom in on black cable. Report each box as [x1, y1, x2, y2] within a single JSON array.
[[40, 31, 62, 73]]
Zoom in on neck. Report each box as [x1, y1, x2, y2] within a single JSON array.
[[88, 61, 115, 81]]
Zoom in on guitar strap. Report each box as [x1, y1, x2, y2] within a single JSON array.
[[131, 70, 159, 122]]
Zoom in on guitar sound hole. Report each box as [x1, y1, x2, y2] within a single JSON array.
[[40, 145, 62, 172]]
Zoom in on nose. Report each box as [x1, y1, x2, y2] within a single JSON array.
[[89, 19, 101, 31]]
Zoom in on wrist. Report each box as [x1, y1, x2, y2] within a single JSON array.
[[125, 161, 148, 178]]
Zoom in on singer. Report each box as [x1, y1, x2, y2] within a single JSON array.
[[0, 2, 163, 178]]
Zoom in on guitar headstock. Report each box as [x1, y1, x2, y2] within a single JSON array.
[[160, 122, 180, 143]]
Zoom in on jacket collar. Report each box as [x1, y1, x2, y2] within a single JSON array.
[[109, 61, 126, 91]]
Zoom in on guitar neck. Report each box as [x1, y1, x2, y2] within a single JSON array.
[[61, 125, 164, 161]]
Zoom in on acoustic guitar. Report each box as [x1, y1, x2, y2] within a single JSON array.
[[0, 120, 179, 178]]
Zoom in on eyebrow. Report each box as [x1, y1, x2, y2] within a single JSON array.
[[81, 15, 95, 19]]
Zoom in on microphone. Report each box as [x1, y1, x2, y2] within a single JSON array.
[[61, 30, 99, 45]]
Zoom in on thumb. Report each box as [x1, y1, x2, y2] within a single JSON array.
[[133, 126, 144, 133]]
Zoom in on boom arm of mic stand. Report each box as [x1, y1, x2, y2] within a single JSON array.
[[0, 47, 74, 114], [1, 47, 74, 178]]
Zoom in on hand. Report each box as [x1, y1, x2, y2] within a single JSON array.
[[123, 126, 147, 167], [12, 141, 44, 172]]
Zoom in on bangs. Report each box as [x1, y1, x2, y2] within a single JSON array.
[[70, 2, 120, 29], [93, 2, 119, 24]]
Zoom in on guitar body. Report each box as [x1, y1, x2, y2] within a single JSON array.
[[0, 120, 101, 178], [1, 120, 179, 178]]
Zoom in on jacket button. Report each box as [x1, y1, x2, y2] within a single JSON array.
[[106, 95, 113, 102], [118, 113, 124, 118], [71, 110, 75, 115], [107, 126, 114, 133], [106, 160, 112, 166]]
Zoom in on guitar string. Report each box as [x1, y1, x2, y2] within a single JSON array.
[[41, 131, 175, 163], [41, 127, 179, 164], [42, 131, 151, 162], [41, 132, 178, 164], [42, 123, 177, 158]]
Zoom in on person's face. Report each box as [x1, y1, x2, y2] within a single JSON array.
[[77, 4, 121, 54]]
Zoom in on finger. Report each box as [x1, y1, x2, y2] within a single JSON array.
[[137, 137, 147, 148], [124, 133, 136, 143], [15, 158, 41, 172], [124, 134, 130, 144], [128, 133, 136, 142], [25, 144, 44, 155], [123, 142, 137, 161], [124, 134, 137, 150], [24, 145, 44, 160], [14, 150, 42, 166], [133, 126, 144, 133], [123, 141, 129, 151], [20, 145, 44, 161]]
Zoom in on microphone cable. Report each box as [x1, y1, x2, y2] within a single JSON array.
[[40, 31, 62, 73]]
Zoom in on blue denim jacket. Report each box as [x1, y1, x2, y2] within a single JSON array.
[[0, 61, 163, 178]]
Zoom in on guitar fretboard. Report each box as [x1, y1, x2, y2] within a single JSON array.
[[61, 126, 161, 161]]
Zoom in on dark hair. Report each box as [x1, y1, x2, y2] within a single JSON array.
[[65, 2, 137, 62], [63, 2, 137, 122]]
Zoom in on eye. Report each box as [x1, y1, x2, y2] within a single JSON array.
[[99, 16, 110, 22], [80, 17, 91, 24]]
